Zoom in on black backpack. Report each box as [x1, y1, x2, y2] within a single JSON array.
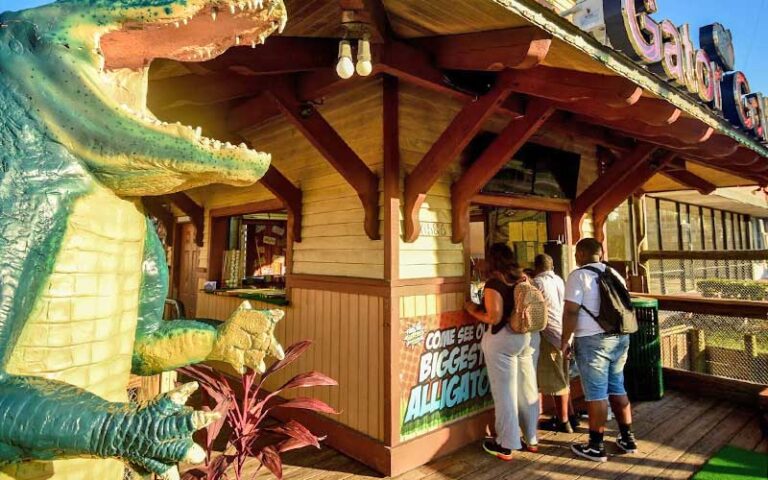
[[579, 265, 638, 334]]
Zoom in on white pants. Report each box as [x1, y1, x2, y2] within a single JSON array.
[[482, 327, 540, 450]]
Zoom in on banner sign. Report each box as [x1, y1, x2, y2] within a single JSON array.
[[399, 311, 492, 440], [603, 0, 768, 144]]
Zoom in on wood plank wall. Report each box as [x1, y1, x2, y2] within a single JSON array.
[[243, 81, 386, 279], [398, 84, 465, 279], [197, 291, 386, 441]]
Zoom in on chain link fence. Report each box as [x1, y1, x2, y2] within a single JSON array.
[[646, 258, 768, 296], [658, 310, 768, 385]]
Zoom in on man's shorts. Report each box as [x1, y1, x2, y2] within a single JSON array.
[[574, 333, 630, 402], [537, 339, 570, 395]]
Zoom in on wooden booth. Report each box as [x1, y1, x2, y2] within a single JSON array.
[[144, 0, 768, 475]]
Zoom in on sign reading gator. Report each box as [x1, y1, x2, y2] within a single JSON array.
[[399, 311, 492, 440], [603, 0, 768, 144]]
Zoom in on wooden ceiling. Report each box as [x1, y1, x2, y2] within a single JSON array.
[[147, 0, 768, 203]]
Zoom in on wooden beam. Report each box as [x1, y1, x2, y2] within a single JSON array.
[[267, 86, 380, 240], [472, 193, 570, 212], [141, 197, 175, 245], [402, 71, 518, 243], [571, 143, 659, 240], [451, 99, 557, 242], [561, 97, 681, 126], [376, 42, 526, 118], [167, 192, 204, 247], [209, 198, 285, 218], [506, 67, 643, 108], [660, 169, 717, 195], [228, 93, 282, 134], [592, 151, 677, 226], [575, 114, 714, 145], [259, 166, 303, 242], [199, 38, 338, 74], [416, 27, 552, 71], [148, 73, 288, 109], [546, 114, 634, 153], [383, 75, 400, 283]]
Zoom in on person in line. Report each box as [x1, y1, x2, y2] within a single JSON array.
[[531, 253, 573, 433], [561, 238, 637, 462], [465, 243, 540, 461]]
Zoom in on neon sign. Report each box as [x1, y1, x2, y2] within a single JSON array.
[[603, 0, 767, 144]]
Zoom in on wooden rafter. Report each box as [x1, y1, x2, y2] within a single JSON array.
[[575, 114, 714, 145], [149, 73, 288, 109], [267, 86, 380, 240], [560, 97, 681, 127], [402, 71, 518, 243], [506, 67, 643, 108], [546, 113, 634, 153], [415, 27, 552, 71], [571, 143, 659, 240], [199, 38, 338, 74], [228, 93, 282, 133], [451, 99, 557, 242], [167, 192, 204, 247], [660, 168, 717, 195], [260, 166, 303, 242], [592, 151, 677, 225]]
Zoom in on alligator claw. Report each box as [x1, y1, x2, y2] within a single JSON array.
[[168, 382, 199, 406], [183, 443, 207, 464], [191, 410, 221, 430], [160, 466, 180, 480]]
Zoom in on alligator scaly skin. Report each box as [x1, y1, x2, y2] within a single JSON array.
[[1, 187, 145, 480], [0, 1, 287, 478]]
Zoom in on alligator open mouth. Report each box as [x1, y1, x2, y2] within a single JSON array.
[[90, 0, 286, 176]]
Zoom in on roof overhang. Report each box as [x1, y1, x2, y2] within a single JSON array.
[[650, 187, 768, 217]]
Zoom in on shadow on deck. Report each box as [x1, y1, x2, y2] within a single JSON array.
[[241, 389, 765, 480]]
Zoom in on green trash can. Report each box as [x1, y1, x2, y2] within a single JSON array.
[[624, 298, 664, 401]]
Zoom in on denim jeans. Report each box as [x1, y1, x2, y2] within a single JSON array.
[[574, 334, 630, 402]]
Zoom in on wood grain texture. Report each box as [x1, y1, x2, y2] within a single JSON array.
[[196, 289, 386, 441]]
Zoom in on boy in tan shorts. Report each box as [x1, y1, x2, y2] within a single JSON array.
[[532, 254, 573, 433]]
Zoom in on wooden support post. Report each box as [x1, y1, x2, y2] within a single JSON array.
[[451, 99, 556, 243], [571, 143, 660, 242], [167, 192, 204, 247], [260, 166, 303, 242], [688, 328, 707, 374], [402, 71, 519, 243], [267, 87, 381, 240]]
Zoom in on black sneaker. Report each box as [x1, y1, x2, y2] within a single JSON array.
[[571, 442, 608, 462], [483, 440, 514, 461], [616, 434, 638, 454]]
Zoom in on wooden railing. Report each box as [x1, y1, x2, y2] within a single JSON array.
[[632, 293, 768, 406]]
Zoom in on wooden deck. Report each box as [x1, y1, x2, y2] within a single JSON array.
[[238, 390, 765, 480]]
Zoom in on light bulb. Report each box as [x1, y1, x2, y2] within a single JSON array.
[[336, 40, 354, 79], [355, 37, 373, 76]]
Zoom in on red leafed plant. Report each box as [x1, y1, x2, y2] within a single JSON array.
[[179, 341, 338, 480]]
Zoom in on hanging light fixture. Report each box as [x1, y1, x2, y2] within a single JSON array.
[[355, 35, 373, 77], [336, 39, 355, 79]]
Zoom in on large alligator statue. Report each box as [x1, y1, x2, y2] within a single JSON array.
[[0, 1, 287, 479]]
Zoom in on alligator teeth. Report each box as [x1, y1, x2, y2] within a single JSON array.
[[235, 35, 241, 45], [211, 9, 217, 21], [229, 3, 236, 14], [251, 40, 257, 48], [239, 142, 248, 149], [174, 22, 179, 28], [183, 18, 188, 25], [213, 140, 222, 149], [239, 1, 246, 11], [194, 126, 202, 139]]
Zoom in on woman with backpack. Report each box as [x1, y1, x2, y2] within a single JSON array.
[[464, 243, 541, 461]]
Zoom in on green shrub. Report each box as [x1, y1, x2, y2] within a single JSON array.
[[697, 279, 768, 300]]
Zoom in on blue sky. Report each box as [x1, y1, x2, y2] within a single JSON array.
[[2, 0, 767, 92]]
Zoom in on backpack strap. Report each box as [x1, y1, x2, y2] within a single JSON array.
[[577, 265, 601, 319]]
